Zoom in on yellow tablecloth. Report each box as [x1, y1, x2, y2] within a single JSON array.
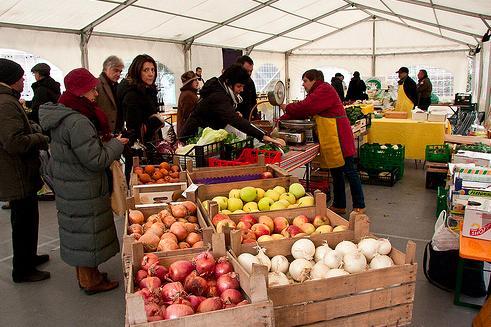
[[367, 118, 446, 160]]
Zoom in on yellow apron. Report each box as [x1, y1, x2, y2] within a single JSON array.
[[314, 115, 345, 169], [395, 84, 414, 113]]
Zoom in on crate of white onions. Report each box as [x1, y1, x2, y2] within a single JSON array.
[[232, 233, 417, 327]]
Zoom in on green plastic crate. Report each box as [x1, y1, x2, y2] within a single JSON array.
[[425, 144, 451, 163], [360, 143, 405, 179]]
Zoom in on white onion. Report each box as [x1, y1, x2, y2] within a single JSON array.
[[270, 255, 289, 273], [310, 262, 330, 280], [268, 272, 290, 287], [377, 238, 392, 255], [314, 243, 332, 262], [322, 250, 342, 269], [291, 239, 316, 260], [335, 240, 358, 257], [369, 254, 394, 270], [238, 253, 261, 274], [289, 259, 313, 282], [343, 251, 367, 274], [358, 238, 379, 261], [255, 246, 271, 271], [325, 269, 349, 278]]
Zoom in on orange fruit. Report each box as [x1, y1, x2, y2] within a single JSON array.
[[152, 171, 163, 180], [133, 166, 144, 174], [139, 173, 152, 183], [159, 162, 171, 171], [144, 165, 155, 174]]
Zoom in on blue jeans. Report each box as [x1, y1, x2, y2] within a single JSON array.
[[330, 156, 365, 209]]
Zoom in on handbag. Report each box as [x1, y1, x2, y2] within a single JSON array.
[[110, 160, 128, 217]]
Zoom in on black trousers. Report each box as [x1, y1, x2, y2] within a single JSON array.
[[10, 194, 40, 273]]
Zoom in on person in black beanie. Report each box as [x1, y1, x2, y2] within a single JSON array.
[[0, 58, 51, 283]]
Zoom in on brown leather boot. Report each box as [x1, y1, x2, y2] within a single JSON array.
[[76, 267, 109, 289], [78, 266, 118, 295]]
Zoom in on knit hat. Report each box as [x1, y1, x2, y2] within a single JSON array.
[[31, 63, 51, 76], [0, 58, 24, 85], [181, 71, 198, 87], [64, 68, 99, 97]]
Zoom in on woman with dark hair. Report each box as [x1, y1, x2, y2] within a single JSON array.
[[177, 71, 199, 136], [179, 64, 285, 147], [346, 71, 367, 101], [39, 68, 127, 294], [417, 69, 432, 111], [280, 69, 365, 215]]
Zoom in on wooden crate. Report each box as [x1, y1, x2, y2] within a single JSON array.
[[384, 111, 408, 119], [230, 218, 417, 327], [125, 234, 274, 327]]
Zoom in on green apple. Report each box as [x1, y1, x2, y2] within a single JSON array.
[[240, 186, 257, 203], [264, 190, 280, 201], [279, 192, 296, 205], [221, 209, 232, 215], [212, 196, 228, 210], [277, 199, 291, 207], [229, 189, 241, 199], [255, 188, 265, 201], [270, 201, 288, 210], [258, 197, 274, 211], [273, 186, 286, 195], [288, 204, 299, 209], [243, 202, 259, 212], [227, 198, 243, 212], [233, 209, 245, 214], [297, 196, 314, 207], [289, 183, 306, 199]]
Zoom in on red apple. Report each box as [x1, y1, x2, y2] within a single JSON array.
[[257, 235, 274, 242], [286, 225, 303, 237], [212, 213, 230, 226], [243, 238, 257, 244], [292, 215, 310, 227], [260, 171, 273, 179], [312, 215, 330, 228], [240, 229, 256, 243], [251, 223, 271, 238], [300, 223, 316, 235], [216, 219, 236, 233], [258, 215, 274, 232], [237, 221, 252, 230], [273, 216, 289, 234], [240, 214, 258, 225]]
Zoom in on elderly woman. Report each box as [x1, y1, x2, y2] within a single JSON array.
[[96, 55, 124, 132], [177, 71, 199, 136], [39, 68, 127, 295], [280, 69, 365, 215]]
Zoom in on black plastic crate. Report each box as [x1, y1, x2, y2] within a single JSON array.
[[157, 141, 222, 169], [220, 137, 254, 160], [359, 167, 398, 187]]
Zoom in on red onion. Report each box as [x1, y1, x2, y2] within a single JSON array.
[[206, 280, 219, 297], [223, 303, 236, 309], [148, 264, 168, 283], [187, 295, 206, 311], [236, 300, 250, 306], [168, 260, 194, 282], [220, 289, 243, 304], [144, 303, 161, 318], [197, 297, 223, 313], [216, 272, 239, 294], [135, 269, 148, 285], [215, 257, 233, 278], [184, 271, 208, 296], [194, 251, 216, 277], [135, 288, 162, 305], [172, 297, 192, 308], [139, 276, 161, 290], [141, 253, 159, 271], [164, 304, 194, 320], [161, 282, 185, 303]]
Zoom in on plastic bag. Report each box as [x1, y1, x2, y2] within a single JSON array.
[[432, 210, 459, 251]]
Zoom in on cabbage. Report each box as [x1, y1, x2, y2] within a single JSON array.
[[196, 128, 229, 145]]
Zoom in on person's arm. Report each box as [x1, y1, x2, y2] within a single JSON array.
[[283, 86, 336, 118], [220, 102, 265, 141], [121, 91, 144, 141]]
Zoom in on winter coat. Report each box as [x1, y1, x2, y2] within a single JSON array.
[[28, 76, 61, 123], [179, 77, 265, 141], [330, 77, 345, 101], [281, 81, 356, 159], [236, 77, 258, 120], [96, 73, 119, 132], [346, 77, 367, 101], [177, 86, 198, 137], [117, 79, 158, 143], [39, 103, 124, 267], [0, 84, 48, 201], [417, 77, 432, 102], [399, 76, 418, 106]]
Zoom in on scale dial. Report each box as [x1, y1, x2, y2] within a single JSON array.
[[272, 80, 285, 105]]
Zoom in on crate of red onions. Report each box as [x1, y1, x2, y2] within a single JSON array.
[[125, 234, 274, 326]]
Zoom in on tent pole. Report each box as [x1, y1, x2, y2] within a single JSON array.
[[80, 30, 91, 69], [184, 41, 193, 72], [371, 17, 376, 76], [285, 51, 290, 103]]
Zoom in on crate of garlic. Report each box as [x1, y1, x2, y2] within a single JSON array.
[[231, 219, 417, 327]]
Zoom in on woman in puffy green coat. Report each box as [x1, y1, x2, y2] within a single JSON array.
[[40, 68, 128, 295]]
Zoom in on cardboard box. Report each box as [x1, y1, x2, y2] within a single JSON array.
[[453, 152, 491, 168], [462, 197, 491, 240], [411, 110, 428, 121], [428, 112, 447, 122]]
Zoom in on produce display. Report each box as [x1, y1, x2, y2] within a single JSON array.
[[346, 105, 365, 125], [237, 237, 394, 287], [212, 212, 348, 243], [133, 251, 250, 321], [455, 142, 491, 153], [202, 183, 313, 215], [128, 202, 205, 253], [133, 161, 181, 185], [177, 127, 229, 155]]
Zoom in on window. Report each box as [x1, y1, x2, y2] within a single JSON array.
[[253, 63, 280, 94], [0, 48, 63, 100], [387, 66, 454, 101], [297, 67, 352, 98]]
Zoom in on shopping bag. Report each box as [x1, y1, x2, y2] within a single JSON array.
[[431, 210, 459, 251], [110, 160, 127, 216]]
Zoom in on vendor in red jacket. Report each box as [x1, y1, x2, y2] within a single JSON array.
[[280, 69, 365, 214]]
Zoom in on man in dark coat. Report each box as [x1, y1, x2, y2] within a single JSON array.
[[96, 55, 124, 132], [27, 63, 61, 123], [346, 71, 367, 101], [235, 55, 259, 121], [417, 69, 432, 111], [0, 59, 50, 283], [330, 73, 345, 101]]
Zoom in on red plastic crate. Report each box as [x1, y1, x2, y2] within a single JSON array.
[[207, 148, 282, 167], [207, 158, 250, 167]]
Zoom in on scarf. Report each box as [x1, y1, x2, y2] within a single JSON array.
[[58, 91, 112, 141], [218, 79, 243, 109]]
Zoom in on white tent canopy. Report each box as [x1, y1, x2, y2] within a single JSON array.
[[1, 0, 490, 107]]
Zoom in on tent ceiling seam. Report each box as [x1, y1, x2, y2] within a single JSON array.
[[393, 0, 491, 20], [482, 18, 491, 30], [428, 0, 443, 36], [263, 2, 341, 30], [379, 0, 407, 25], [81, 0, 138, 33]]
